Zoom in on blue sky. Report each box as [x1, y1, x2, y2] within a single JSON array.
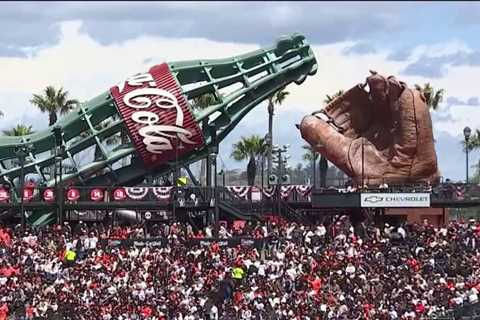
[[0, 1, 479, 181]]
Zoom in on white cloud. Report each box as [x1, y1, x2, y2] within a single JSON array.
[[284, 42, 403, 114], [434, 104, 480, 138], [409, 40, 472, 59], [0, 20, 479, 180]]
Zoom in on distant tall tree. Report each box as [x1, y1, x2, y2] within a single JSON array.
[[324, 90, 344, 104], [30, 86, 79, 126], [463, 129, 480, 183], [192, 93, 220, 185], [302, 144, 319, 186], [414, 83, 444, 110], [266, 89, 290, 180], [231, 135, 267, 186], [2, 124, 34, 136]]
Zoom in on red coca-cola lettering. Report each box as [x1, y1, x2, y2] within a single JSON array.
[[90, 188, 104, 202], [67, 188, 80, 202], [113, 188, 127, 201], [0, 188, 9, 202], [110, 63, 204, 168], [43, 188, 55, 202]]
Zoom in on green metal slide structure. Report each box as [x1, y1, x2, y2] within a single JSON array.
[[0, 33, 317, 225]]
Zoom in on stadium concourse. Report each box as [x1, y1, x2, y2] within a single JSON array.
[[1, 217, 480, 320]]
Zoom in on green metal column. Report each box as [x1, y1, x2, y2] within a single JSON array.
[[0, 34, 317, 225]]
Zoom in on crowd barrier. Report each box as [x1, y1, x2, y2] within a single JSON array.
[[99, 236, 293, 250]]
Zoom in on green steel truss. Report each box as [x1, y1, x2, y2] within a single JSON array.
[[0, 34, 317, 190]]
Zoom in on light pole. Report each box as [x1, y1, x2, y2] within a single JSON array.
[[218, 169, 226, 187], [261, 155, 265, 189], [361, 137, 365, 188], [265, 133, 272, 186], [272, 144, 290, 216], [15, 144, 33, 229], [53, 126, 64, 224], [17, 149, 26, 229], [172, 139, 178, 223], [312, 149, 317, 189], [208, 125, 219, 236], [464, 126, 471, 184], [209, 152, 219, 236]]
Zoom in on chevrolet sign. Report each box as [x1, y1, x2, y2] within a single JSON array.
[[360, 193, 430, 207]]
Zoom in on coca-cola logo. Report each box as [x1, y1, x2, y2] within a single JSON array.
[[115, 71, 196, 154], [110, 64, 204, 168]]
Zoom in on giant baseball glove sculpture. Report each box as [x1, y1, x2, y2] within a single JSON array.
[[299, 71, 440, 185]]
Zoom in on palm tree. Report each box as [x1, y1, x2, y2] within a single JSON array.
[[302, 144, 318, 186], [231, 135, 267, 186], [463, 129, 480, 182], [266, 89, 289, 180], [192, 93, 220, 185], [2, 124, 34, 136], [414, 83, 445, 110], [30, 86, 79, 126], [324, 90, 344, 104]]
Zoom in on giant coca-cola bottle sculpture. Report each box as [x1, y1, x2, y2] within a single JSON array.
[[0, 34, 317, 188]]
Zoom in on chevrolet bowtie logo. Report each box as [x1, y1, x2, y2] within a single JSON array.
[[364, 195, 384, 203]]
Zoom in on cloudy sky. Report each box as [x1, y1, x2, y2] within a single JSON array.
[[1, 1, 479, 181]]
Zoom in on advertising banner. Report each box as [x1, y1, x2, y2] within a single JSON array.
[[360, 193, 430, 208], [110, 63, 204, 168], [100, 237, 271, 249]]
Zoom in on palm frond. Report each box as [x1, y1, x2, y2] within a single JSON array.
[[31, 86, 78, 123], [3, 124, 34, 136], [323, 90, 344, 104], [414, 83, 444, 110], [231, 135, 266, 161]]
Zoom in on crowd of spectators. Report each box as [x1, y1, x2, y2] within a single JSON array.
[[1, 216, 480, 319]]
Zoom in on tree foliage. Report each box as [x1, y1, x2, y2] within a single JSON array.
[[414, 83, 445, 110], [30, 86, 79, 126], [2, 124, 34, 136], [231, 135, 267, 186]]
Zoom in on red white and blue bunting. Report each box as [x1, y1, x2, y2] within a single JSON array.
[[0, 185, 314, 203], [280, 185, 295, 199], [225, 185, 312, 199], [152, 187, 173, 200], [295, 185, 312, 197], [227, 186, 250, 199], [125, 187, 149, 200], [262, 186, 276, 198]]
